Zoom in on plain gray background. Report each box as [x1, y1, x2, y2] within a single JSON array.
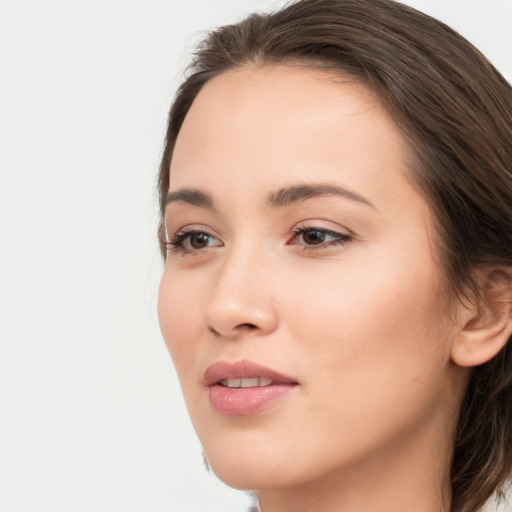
[[1, 1, 511, 511]]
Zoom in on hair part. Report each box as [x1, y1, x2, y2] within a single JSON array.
[[157, 1, 512, 510]]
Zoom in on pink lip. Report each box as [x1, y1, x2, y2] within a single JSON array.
[[203, 360, 297, 386], [203, 360, 298, 416]]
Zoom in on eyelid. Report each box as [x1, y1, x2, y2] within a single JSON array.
[[165, 223, 221, 242], [166, 225, 223, 256], [288, 223, 353, 250], [165, 220, 353, 257]]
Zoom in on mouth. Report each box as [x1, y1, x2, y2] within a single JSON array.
[[218, 377, 273, 388], [203, 360, 298, 415], [203, 359, 298, 387]]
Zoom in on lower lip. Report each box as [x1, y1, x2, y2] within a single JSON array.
[[208, 383, 295, 415]]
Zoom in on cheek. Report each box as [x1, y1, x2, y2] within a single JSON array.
[[259, 257, 455, 479], [158, 271, 203, 382], [282, 251, 451, 410]]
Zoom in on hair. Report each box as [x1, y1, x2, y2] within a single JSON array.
[[157, 1, 512, 510]]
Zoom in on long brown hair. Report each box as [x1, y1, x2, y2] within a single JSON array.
[[157, 1, 512, 510]]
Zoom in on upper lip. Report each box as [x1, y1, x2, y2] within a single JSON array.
[[203, 360, 298, 387]]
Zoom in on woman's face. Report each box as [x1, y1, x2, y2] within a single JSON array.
[[158, 65, 464, 491]]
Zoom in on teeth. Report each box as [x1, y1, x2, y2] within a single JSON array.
[[240, 377, 259, 388], [220, 377, 274, 388]]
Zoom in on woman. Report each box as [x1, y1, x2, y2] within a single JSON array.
[[157, 1, 512, 511]]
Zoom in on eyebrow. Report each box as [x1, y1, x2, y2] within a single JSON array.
[[266, 183, 375, 209], [165, 188, 214, 209], [165, 182, 375, 211]]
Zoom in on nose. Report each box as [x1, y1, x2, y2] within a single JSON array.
[[204, 246, 279, 340]]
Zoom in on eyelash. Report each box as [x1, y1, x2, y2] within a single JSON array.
[[166, 229, 221, 256], [166, 225, 352, 255], [290, 225, 352, 250]]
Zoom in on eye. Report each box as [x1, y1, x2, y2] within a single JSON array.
[[289, 226, 352, 249], [167, 229, 223, 255]]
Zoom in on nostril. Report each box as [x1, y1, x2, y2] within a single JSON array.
[[208, 323, 258, 336], [208, 323, 258, 337], [237, 323, 258, 330]]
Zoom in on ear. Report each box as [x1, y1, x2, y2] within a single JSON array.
[[451, 268, 512, 367]]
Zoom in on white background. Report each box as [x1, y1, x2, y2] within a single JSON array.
[[1, 1, 511, 511]]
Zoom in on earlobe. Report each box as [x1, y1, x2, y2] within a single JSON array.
[[451, 268, 512, 368]]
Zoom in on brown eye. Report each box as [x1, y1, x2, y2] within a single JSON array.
[[301, 229, 325, 245], [168, 230, 222, 255], [290, 226, 352, 250], [189, 232, 211, 249]]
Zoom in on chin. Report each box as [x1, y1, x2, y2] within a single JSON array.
[[205, 452, 275, 490], [203, 444, 298, 491], [203, 435, 335, 493], [210, 467, 264, 490], [212, 468, 300, 492]]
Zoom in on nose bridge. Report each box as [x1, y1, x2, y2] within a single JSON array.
[[204, 239, 278, 338]]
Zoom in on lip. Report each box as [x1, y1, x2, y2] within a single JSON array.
[[203, 360, 297, 386], [203, 360, 298, 416]]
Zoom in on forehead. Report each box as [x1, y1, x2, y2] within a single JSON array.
[[172, 65, 394, 170], [169, 64, 424, 219]]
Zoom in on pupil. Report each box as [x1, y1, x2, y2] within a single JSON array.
[[191, 233, 209, 249], [304, 229, 324, 244]]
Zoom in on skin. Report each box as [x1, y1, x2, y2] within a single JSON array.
[[158, 65, 470, 512]]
